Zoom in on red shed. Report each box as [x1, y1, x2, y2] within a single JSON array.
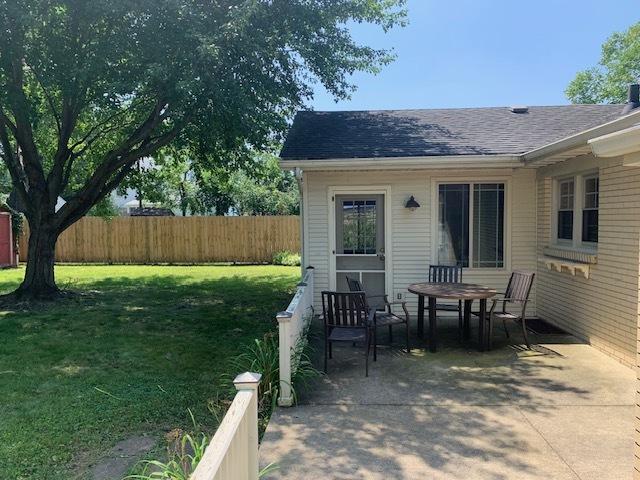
[[0, 207, 16, 267]]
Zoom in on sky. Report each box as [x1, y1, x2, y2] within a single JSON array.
[[311, 0, 640, 111]]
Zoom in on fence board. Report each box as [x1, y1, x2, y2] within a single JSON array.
[[18, 216, 300, 264]]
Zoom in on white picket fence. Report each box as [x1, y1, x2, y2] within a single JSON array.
[[276, 266, 315, 407], [190, 372, 261, 480]]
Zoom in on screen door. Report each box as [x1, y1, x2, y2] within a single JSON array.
[[334, 194, 386, 308]]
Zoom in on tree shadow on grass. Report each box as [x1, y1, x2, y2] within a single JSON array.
[[0, 268, 299, 480]]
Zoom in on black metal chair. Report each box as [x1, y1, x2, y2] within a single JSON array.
[[346, 276, 410, 353], [428, 265, 464, 334], [473, 271, 535, 349], [321, 290, 375, 376]]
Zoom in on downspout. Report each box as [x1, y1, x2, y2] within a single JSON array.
[[294, 167, 305, 276]]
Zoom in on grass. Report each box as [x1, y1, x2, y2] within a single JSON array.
[[0, 264, 300, 480]]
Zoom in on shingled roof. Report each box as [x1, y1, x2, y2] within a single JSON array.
[[280, 105, 626, 160]]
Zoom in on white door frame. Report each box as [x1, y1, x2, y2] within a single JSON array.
[[328, 185, 393, 297]]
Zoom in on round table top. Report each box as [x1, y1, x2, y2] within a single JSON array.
[[408, 282, 497, 300]]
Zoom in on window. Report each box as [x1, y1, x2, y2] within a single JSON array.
[[553, 173, 599, 250], [341, 200, 377, 254], [557, 179, 574, 241], [582, 176, 599, 243], [473, 184, 505, 268], [437, 183, 505, 268]]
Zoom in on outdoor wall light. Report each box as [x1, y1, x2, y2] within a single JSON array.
[[405, 196, 420, 211]]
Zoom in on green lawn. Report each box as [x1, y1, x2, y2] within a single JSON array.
[[0, 265, 299, 480]]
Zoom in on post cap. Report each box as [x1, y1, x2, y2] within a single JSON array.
[[233, 372, 262, 386], [276, 311, 293, 320]]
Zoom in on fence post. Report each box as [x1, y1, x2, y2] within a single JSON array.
[[276, 311, 293, 407], [233, 372, 262, 480]]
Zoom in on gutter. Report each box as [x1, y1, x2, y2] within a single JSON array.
[[588, 124, 640, 157], [280, 154, 521, 171]]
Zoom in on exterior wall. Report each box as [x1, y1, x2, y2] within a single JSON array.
[[302, 168, 537, 316], [536, 154, 640, 367]]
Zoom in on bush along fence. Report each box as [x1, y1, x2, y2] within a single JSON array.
[[190, 372, 262, 480], [276, 266, 315, 407], [18, 215, 300, 264]]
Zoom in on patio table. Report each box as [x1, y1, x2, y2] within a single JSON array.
[[408, 282, 497, 353]]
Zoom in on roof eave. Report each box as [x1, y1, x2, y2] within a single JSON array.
[[523, 108, 640, 165], [279, 154, 522, 171]]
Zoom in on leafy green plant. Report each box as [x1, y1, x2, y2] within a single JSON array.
[[126, 431, 208, 480], [272, 250, 301, 267]]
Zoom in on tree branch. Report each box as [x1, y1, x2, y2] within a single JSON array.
[[4, 56, 47, 194], [0, 110, 29, 210]]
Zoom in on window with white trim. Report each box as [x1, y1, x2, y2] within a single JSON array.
[[557, 179, 574, 241], [553, 173, 599, 249], [582, 175, 599, 244], [437, 182, 505, 268]]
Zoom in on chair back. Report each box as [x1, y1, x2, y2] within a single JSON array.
[[428, 265, 463, 283], [321, 291, 368, 328], [504, 271, 535, 302], [346, 276, 363, 293]]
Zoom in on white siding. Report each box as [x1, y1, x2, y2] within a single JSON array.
[[303, 168, 537, 316], [536, 154, 640, 367]]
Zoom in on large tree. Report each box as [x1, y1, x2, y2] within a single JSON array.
[[566, 22, 640, 104], [0, 0, 406, 298]]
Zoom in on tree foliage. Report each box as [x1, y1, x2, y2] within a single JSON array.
[[0, 0, 406, 296], [566, 22, 640, 104]]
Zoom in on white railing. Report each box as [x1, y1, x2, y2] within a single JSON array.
[[190, 372, 261, 480], [276, 266, 315, 407]]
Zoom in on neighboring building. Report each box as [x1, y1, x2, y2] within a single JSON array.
[[128, 207, 175, 217]]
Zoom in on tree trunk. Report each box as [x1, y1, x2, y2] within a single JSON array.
[[15, 222, 59, 298]]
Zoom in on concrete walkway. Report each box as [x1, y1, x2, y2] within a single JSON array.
[[260, 321, 636, 480]]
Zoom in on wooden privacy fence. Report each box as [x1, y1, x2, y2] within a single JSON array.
[[19, 216, 300, 264]]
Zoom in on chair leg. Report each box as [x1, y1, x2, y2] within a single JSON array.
[[488, 315, 494, 350], [373, 328, 377, 362], [521, 318, 531, 349], [324, 337, 328, 373], [365, 332, 370, 377], [458, 302, 463, 342], [503, 318, 510, 338], [388, 325, 393, 344], [405, 321, 410, 353], [329, 341, 332, 359]]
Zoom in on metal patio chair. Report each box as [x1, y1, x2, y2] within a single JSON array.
[[474, 270, 536, 349], [346, 276, 410, 353], [321, 290, 375, 376]]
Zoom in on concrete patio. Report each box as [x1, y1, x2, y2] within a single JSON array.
[[260, 320, 636, 479]]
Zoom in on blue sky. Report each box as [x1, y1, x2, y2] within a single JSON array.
[[311, 0, 639, 111]]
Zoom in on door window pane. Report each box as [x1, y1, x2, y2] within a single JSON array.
[[342, 200, 377, 254], [438, 184, 469, 267], [582, 176, 599, 243], [472, 184, 505, 268], [557, 179, 574, 240]]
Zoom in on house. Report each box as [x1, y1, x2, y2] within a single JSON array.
[[280, 85, 640, 371]]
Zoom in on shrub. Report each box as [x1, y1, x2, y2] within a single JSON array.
[[272, 250, 301, 266]]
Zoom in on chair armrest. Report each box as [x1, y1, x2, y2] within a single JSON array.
[[367, 308, 377, 327], [384, 299, 409, 320]]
